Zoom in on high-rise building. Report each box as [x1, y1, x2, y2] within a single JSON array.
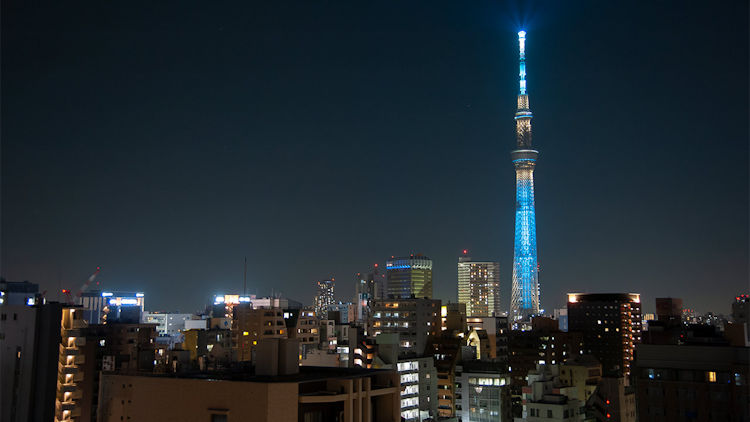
[[313, 279, 335, 318], [567, 293, 642, 377], [370, 297, 441, 355], [458, 254, 501, 317], [1, 301, 71, 421], [509, 30, 542, 322], [355, 265, 384, 322], [386, 255, 433, 299]]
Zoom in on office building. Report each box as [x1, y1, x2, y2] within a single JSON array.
[[212, 294, 302, 320], [386, 255, 433, 299], [458, 254, 501, 317], [97, 291, 145, 324], [509, 30, 542, 322], [567, 293, 642, 377], [371, 297, 441, 355], [0, 280, 41, 305], [314, 279, 335, 318]]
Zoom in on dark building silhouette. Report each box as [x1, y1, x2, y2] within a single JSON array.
[[567, 293, 642, 377], [635, 343, 749, 421]]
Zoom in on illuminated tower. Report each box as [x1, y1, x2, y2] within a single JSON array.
[[510, 30, 540, 321]]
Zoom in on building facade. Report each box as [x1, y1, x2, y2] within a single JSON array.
[[567, 293, 642, 377], [232, 304, 286, 362], [458, 255, 501, 317], [97, 367, 401, 422], [314, 279, 335, 318], [371, 298, 441, 355], [519, 365, 587, 422], [635, 343, 749, 422], [455, 361, 512, 422], [0, 302, 69, 422], [386, 255, 433, 299], [141, 312, 192, 336], [509, 30, 541, 323]]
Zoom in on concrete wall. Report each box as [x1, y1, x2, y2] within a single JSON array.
[[98, 374, 298, 422]]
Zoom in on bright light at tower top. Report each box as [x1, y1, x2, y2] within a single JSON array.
[[518, 30, 527, 95]]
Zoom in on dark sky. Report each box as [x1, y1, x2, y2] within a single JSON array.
[[2, 1, 748, 315]]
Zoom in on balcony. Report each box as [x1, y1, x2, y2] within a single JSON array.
[[60, 344, 79, 356], [58, 363, 79, 375], [62, 329, 83, 337], [58, 401, 76, 412], [59, 383, 77, 393]]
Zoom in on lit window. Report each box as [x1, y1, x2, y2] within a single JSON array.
[[707, 371, 717, 383]]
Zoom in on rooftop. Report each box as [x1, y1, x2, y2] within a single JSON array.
[[111, 365, 396, 384]]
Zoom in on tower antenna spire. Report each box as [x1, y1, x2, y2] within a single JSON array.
[[518, 30, 527, 95]]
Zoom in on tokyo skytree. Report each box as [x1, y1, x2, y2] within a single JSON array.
[[510, 30, 540, 321]]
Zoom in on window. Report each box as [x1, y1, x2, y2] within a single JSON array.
[[707, 371, 717, 383], [211, 414, 228, 422]]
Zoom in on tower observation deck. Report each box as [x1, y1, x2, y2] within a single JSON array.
[[510, 30, 540, 322]]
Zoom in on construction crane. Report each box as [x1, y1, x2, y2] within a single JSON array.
[[62, 267, 101, 305], [77, 267, 101, 298]]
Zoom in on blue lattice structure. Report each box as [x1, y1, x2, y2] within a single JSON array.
[[510, 31, 540, 321]]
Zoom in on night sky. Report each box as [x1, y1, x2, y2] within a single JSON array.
[[2, 1, 747, 315]]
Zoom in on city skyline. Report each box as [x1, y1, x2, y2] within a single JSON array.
[[2, 2, 747, 314]]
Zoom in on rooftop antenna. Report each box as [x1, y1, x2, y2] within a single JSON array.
[[243, 256, 247, 296]]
